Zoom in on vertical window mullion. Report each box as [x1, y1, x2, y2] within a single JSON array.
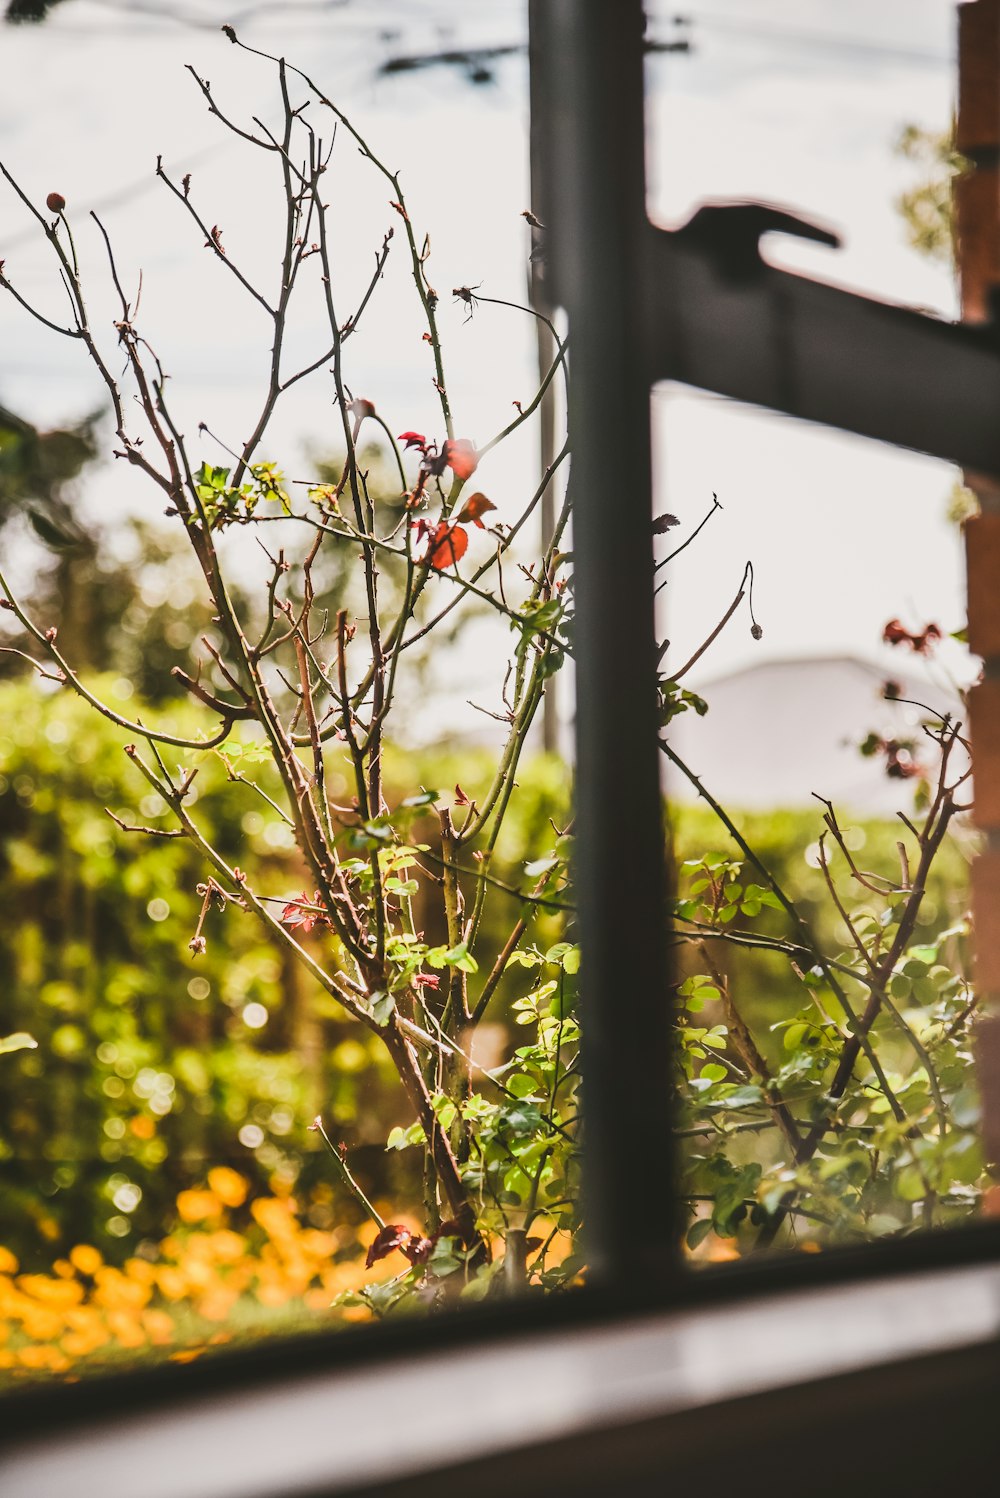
[[530, 0, 678, 1290]]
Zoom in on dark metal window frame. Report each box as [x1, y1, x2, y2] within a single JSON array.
[[5, 2, 1000, 1488]]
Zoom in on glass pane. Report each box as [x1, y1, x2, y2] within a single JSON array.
[[646, 2, 984, 1263], [0, 0, 581, 1391]]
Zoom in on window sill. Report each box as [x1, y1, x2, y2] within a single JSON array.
[[4, 1256, 1000, 1498]]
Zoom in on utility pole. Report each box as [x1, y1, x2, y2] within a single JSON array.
[[528, 23, 560, 755], [526, 15, 692, 754], [955, 1, 1000, 1186]]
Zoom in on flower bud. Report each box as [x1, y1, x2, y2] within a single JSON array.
[[45, 192, 66, 214]]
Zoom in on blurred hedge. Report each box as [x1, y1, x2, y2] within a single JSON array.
[[0, 679, 569, 1268]]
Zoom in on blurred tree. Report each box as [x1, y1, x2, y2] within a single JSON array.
[[894, 123, 965, 267], [0, 402, 95, 548], [3, 0, 69, 21]]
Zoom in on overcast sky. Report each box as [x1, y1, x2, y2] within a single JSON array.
[[0, 0, 972, 738]]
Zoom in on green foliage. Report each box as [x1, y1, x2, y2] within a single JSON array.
[[894, 123, 965, 267], [0, 401, 96, 549], [193, 461, 290, 531], [671, 798, 980, 1254]]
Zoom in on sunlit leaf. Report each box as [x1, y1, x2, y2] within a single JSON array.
[[0, 1031, 37, 1055], [456, 491, 496, 528], [443, 438, 478, 480], [426, 522, 468, 570]]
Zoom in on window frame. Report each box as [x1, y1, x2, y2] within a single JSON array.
[[5, 1, 1000, 1486]]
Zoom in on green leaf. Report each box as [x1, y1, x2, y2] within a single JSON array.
[[545, 942, 579, 969], [506, 948, 542, 969], [370, 991, 395, 1027], [400, 789, 440, 809], [717, 1085, 764, 1110], [442, 941, 478, 974], [502, 1102, 544, 1137], [686, 1217, 714, 1250], [893, 1164, 927, 1202], [951, 1087, 980, 1130]]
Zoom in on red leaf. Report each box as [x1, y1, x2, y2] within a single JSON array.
[[884, 741, 923, 779], [403, 1233, 435, 1264], [398, 430, 427, 451], [456, 491, 496, 529], [882, 618, 942, 655], [453, 783, 470, 806], [914, 622, 942, 654], [280, 891, 331, 933], [365, 1224, 414, 1268], [365, 1223, 433, 1268], [426, 522, 469, 571], [443, 438, 478, 481]]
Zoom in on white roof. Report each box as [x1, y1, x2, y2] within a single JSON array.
[[665, 654, 968, 815]]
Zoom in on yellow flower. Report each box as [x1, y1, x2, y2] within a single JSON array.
[[205, 1230, 246, 1264], [207, 1167, 248, 1208], [156, 1267, 187, 1301], [176, 1189, 222, 1225], [104, 1309, 147, 1349], [141, 1309, 175, 1346], [17, 1345, 70, 1373], [124, 1258, 157, 1286], [69, 1244, 102, 1276], [0, 1246, 19, 1276], [93, 1266, 150, 1311], [16, 1274, 84, 1309], [62, 1325, 110, 1358], [196, 1287, 238, 1322], [250, 1197, 297, 1241], [19, 1306, 65, 1341]]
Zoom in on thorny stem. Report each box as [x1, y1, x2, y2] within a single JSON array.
[[663, 738, 911, 1142], [311, 1116, 386, 1230], [696, 941, 806, 1164]]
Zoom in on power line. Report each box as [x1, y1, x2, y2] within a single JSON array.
[[655, 9, 950, 68]]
